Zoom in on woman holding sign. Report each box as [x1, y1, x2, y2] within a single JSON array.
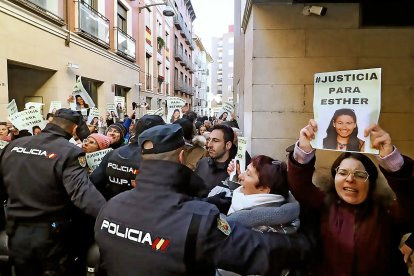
[[288, 119, 414, 275], [323, 108, 365, 152]]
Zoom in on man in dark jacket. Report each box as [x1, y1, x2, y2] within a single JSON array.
[[90, 114, 165, 199], [0, 108, 106, 276], [95, 124, 309, 275], [195, 124, 236, 191]]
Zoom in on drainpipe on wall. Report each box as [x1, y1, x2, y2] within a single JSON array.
[[65, 0, 71, 47]]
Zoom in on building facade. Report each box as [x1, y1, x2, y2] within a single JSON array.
[[210, 25, 234, 115], [171, 0, 195, 108], [192, 35, 212, 116], [0, 0, 142, 119], [234, 1, 414, 167]]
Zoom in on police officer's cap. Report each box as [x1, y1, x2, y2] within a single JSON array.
[[54, 108, 82, 125], [139, 124, 185, 154], [135, 114, 165, 137]]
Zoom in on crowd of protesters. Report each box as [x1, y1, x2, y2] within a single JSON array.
[[0, 103, 413, 276]]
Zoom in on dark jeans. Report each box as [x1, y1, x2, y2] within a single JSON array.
[[9, 222, 83, 276]]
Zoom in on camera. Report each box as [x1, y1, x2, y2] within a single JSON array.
[[302, 5, 327, 16]]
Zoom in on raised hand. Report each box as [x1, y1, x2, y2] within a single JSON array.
[[364, 124, 393, 157], [299, 119, 318, 153]]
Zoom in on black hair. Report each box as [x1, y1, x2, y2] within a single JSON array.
[[323, 108, 361, 151], [173, 118, 193, 140], [211, 124, 234, 145]]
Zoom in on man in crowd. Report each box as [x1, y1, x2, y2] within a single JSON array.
[[90, 114, 165, 199], [95, 124, 310, 275], [195, 124, 236, 191], [0, 108, 106, 275]]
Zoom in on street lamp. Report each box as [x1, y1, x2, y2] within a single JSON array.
[[139, 0, 175, 17]]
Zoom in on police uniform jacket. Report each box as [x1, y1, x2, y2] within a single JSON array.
[[195, 157, 230, 191], [95, 160, 308, 276], [90, 142, 141, 199], [0, 123, 106, 223]]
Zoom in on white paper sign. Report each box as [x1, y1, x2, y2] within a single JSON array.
[[86, 148, 113, 171], [147, 107, 164, 116], [87, 107, 101, 125], [106, 103, 117, 119], [8, 109, 46, 133], [311, 68, 381, 154], [49, 101, 62, 113], [167, 97, 186, 123], [0, 140, 9, 149], [72, 76, 95, 110], [235, 137, 247, 173], [217, 102, 234, 121], [25, 102, 44, 110], [7, 99, 18, 116]]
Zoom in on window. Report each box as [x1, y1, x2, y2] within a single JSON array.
[[146, 97, 152, 109], [84, 0, 97, 10], [117, 3, 127, 32], [78, 76, 100, 107]]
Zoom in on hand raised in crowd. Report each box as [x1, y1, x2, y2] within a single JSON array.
[[298, 119, 318, 153], [400, 243, 413, 266], [227, 159, 241, 180], [67, 95, 74, 103], [364, 124, 393, 157]]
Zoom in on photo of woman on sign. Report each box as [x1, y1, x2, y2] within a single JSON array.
[[323, 108, 365, 152]]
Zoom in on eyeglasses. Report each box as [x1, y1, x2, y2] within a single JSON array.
[[107, 128, 120, 134], [335, 167, 369, 182], [82, 138, 98, 146]]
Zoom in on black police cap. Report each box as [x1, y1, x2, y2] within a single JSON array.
[[54, 108, 83, 125], [135, 114, 165, 137], [139, 124, 185, 154]]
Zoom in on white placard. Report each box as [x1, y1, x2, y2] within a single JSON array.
[[312, 68, 381, 154], [72, 76, 95, 110], [7, 99, 18, 116], [235, 137, 247, 173], [8, 109, 46, 133], [49, 101, 62, 114], [0, 140, 9, 149], [217, 101, 234, 121], [86, 148, 113, 172], [147, 107, 164, 116], [106, 103, 117, 119], [166, 97, 186, 123], [25, 102, 44, 110], [87, 107, 100, 125]]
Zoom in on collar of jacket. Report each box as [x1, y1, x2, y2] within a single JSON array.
[[136, 159, 208, 197], [42, 123, 73, 140], [207, 157, 230, 170]]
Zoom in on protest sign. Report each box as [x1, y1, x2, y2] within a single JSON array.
[[106, 103, 118, 119], [71, 76, 95, 111], [235, 137, 247, 173], [114, 96, 125, 118], [311, 68, 381, 154], [166, 97, 186, 123], [49, 101, 62, 114], [6, 99, 18, 116], [25, 102, 44, 111], [86, 148, 113, 172], [87, 107, 101, 125], [0, 140, 9, 150], [8, 108, 46, 133], [147, 107, 164, 117], [217, 101, 234, 121]]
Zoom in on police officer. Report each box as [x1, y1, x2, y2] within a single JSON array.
[[0, 108, 106, 276], [95, 124, 310, 275], [90, 114, 165, 199]]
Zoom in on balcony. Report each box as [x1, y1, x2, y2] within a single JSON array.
[[158, 75, 165, 83], [10, 0, 65, 25], [114, 27, 136, 62], [75, 1, 110, 48], [145, 74, 152, 91], [174, 79, 184, 92], [217, 90, 222, 94], [174, 44, 183, 61], [174, 15, 184, 30]]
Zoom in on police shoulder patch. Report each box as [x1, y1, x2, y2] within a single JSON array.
[[217, 216, 231, 236], [78, 156, 87, 167]]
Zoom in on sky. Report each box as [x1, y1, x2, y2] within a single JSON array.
[[191, 0, 234, 53]]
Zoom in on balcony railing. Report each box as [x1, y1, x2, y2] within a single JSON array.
[[10, 0, 65, 25], [174, 44, 183, 61], [146, 74, 152, 91], [174, 15, 184, 30], [75, 1, 110, 48], [174, 79, 184, 92], [114, 27, 136, 62]]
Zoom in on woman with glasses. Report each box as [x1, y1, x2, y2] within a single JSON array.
[[287, 119, 414, 275]]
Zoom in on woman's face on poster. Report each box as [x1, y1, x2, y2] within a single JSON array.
[[333, 114, 356, 138], [173, 110, 180, 119], [76, 96, 85, 105]]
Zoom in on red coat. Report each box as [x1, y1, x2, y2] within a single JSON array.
[[288, 155, 414, 276]]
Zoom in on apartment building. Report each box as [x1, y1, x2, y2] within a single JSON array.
[[210, 25, 234, 114], [172, 0, 196, 108], [192, 35, 212, 116], [0, 0, 143, 119], [234, 0, 414, 165]]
